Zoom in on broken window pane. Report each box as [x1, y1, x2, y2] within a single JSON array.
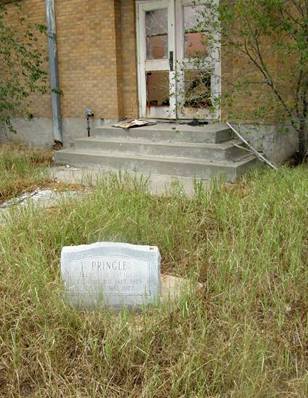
[[146, 71, 169, 107], [146, 9, 168, 60], [184, 5, 207, 58], [184, 69, 212, 108]]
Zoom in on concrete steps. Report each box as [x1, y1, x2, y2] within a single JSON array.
[[93, 123, 232, 143], [54, 123, 259, 182], [73, 137, 247, 161], [55, 150, 258, 182]]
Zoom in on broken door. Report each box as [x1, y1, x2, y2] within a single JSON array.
[[136, 0, 220, 119]]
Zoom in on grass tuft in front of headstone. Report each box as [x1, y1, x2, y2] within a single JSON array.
[[0, 167, 307, 396]]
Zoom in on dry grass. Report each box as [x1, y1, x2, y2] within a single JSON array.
[[0, 168, 307, 397], [0, 144, 54, 203]]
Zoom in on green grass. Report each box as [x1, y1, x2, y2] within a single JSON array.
[[0, 144, 52, 203], [0, 167, 307, 397]]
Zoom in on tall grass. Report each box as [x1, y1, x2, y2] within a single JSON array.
[[0, 144, 52, 203], [0, 167, 307, 397]]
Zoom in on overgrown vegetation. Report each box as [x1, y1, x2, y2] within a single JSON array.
[[0, 1, 47, 128], [198, 0, 308, 161], [0, 168, 307, 397], [0, 144, 52, 202]]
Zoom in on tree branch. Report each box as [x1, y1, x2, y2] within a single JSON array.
[[282, 6, 302, 29], [296, 68, 304, 118], [242, 40, 298, 132], [290, 0, 305, 18]]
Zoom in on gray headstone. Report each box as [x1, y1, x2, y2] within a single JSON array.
[[61, 242, 161, 309]]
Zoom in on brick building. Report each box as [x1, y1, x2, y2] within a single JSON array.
[[1, 0, 298, 166]]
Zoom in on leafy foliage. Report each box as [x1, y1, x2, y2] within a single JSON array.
[[199, 0, 308, 160], [0, 2, 47, 129]]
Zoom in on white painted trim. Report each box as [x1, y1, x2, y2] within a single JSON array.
[[168, 0, 176, 118], [136, 0, 221, 120], [136, 0, 176, 119], [145, 59, 169, 71], [136, 3, 144, 117], [147, 106, 171, 118]]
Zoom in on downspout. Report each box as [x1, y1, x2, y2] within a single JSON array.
[[45, 0, 63, 144]]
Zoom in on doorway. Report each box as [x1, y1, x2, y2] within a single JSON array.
[[136, 0, 221, 120]]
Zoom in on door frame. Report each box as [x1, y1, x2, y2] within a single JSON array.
[[136, 0, 221, 120], [136, 0, 176, 119]]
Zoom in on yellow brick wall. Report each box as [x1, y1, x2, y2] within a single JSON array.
[[3, 0, 137, 121], [119, 0, 139, 119], [55, 0, 138, 120], [2, 0, 281, 124], [221, 42, 278, 123], [56, 0, 122, 120]]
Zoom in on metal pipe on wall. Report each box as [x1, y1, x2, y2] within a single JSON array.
[[45, 0, 63, 144]]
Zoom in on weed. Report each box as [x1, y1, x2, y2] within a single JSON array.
[[0, 144, 53, 203], [0, 167, 307, 397]]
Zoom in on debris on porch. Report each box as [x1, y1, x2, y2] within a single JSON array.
[[113, 119, 157, 130]]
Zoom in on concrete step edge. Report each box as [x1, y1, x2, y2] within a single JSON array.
[[74, 137, 242, 150], [94, 123, 230, 134], [55, 149, 256, 168]]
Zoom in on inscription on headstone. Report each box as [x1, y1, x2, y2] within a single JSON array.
[[61, 242, 161, 309]]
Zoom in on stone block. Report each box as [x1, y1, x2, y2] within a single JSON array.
[[61, 242, 161, 309]]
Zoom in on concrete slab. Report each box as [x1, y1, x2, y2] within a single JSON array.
[[0, 188, 83, 224], [160, 274, 203, 303], [49, 166, 210, 197]]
